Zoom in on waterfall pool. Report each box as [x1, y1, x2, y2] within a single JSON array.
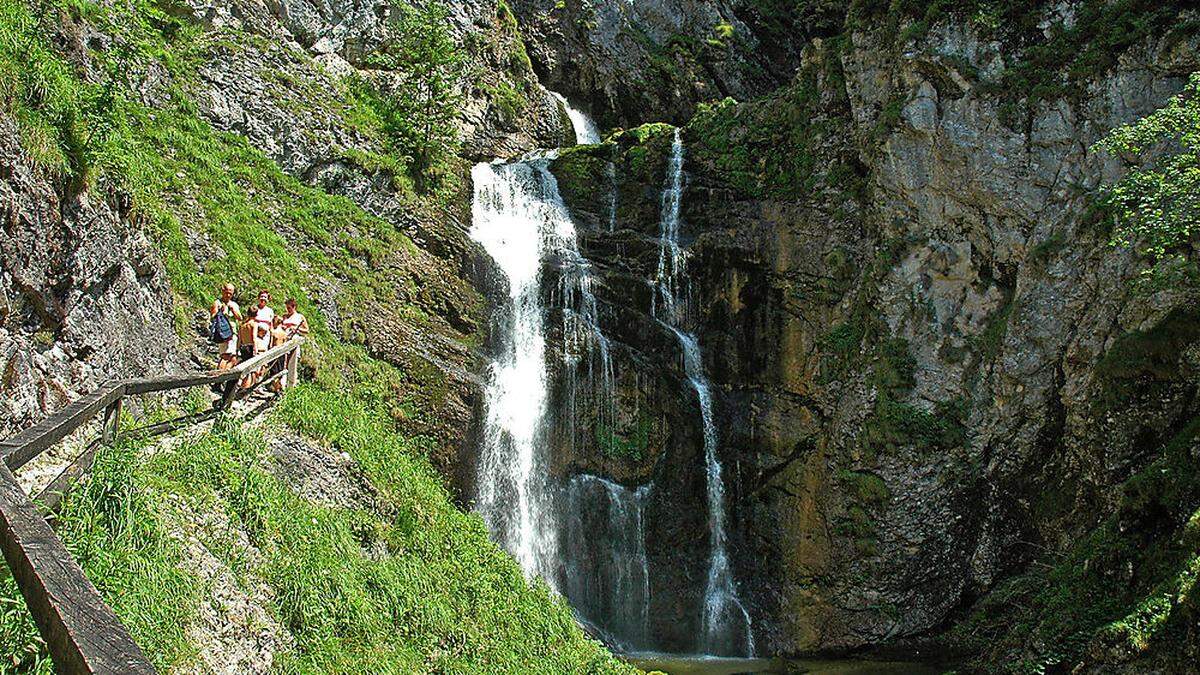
[[624, 653, 944, 674]]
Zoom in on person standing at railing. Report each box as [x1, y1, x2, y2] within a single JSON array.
[[280, 298, 309, 338], [280, 298, 309, 390], [268, 316, 290, 394], [252, 290, 275, 352], [210, 283, 242, 371]]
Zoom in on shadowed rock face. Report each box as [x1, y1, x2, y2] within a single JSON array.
[[507, 0, 798, 129], [0, 117, 180, 438], [546, 19, 1200, 658]]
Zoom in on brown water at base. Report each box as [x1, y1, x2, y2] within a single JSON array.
[[624, 653, 945, 675]]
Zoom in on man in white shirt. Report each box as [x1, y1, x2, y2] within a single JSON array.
[[252, 290, 275, 353]]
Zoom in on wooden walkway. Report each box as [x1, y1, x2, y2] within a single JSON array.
[[0, 339, 303, 673]]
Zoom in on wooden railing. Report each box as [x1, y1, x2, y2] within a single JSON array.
[[0, 338, 302, 674]]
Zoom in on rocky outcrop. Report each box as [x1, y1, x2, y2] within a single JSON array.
[[0, 117, 180, 438], [176, 0, 570, 161], [547, 8, 1200, 665], [509, 0, 797, 128]]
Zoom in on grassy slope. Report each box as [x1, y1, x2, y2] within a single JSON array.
[[0, 0, 631, 671]]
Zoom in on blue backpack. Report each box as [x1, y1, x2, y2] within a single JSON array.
[[210, 309, 234, 343]]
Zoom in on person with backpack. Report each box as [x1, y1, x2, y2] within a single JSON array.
[[209, 283, 242, 370]]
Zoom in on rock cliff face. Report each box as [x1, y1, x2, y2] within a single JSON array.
[[6, 0, 1200, 669], [509, 0, 791, 127], [1, 117, 179, 437], [543, 2, 1200, 667]]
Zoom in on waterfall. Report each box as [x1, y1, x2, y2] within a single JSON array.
[[564, 475, 652, 650], [652, 129, 686, 322], [473, 95, 659, 649], [474, 100, 752, 655], [550, 91, 602, 145], [470, 158, 564, 584], [653, 128, 754, 656], [473, 150, 652, 644]]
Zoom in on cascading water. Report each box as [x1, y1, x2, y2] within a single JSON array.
[[653, 128, 754, 656], [473, 97, 750, 656], [550, 91, 602, 145], [470, 158, 564, 584], [472, 94, 650, 647], [564, 475, 652, 650]]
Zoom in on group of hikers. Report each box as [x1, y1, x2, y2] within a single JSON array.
[[209, 284, 309, 392]]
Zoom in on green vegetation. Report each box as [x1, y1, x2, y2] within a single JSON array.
[[0, 390, 632, 672], [0, 0, 630, 671], [2, 0, 476, 415], [734, 1, 1197, 133], [481, 79, 527, 125], [0, 439, 201, 672], [849, 0, 1196, 103], [950, 416, 1200, 672], [1095, 307, 1200, 405], [685, 56, 863, 203], [834, 469, 891, 555], [968, 299, 1012, 361], [366, 1, 465, 189], [1096, 71, 1200, 287], [595, 415, 654, 462]]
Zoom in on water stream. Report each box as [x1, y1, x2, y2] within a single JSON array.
[[550, 91, 602, 144], [470, 157, 564, 584], [472, 97, 750, 657], [472, 94, 646, 640], [652, 129, 753, 655]]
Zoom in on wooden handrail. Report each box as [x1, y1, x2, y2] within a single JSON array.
[[0, 462, 155, 673], [0, 337, 303, 673]]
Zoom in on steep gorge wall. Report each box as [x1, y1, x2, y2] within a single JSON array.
[[1, 117, 179, 437], [540, 1, 1200, 668]]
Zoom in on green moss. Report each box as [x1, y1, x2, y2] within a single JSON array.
[[970, 299, 1013, 361], [684, 54, 862, 204], [1096, 307, 1200, 404], [815, 247, 857, 304], [595, 415, 653, 462], [950, 416, 1200, 672], [482, 78, 528, 124], [856, 337, 968, 457], [875, 94, 905, 137], [1028, 231, 1068, 266], [839, 469, 890, 507]]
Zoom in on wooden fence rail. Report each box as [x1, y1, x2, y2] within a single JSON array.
[[0, 338, 302, 674]]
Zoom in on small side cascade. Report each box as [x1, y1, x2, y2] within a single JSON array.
[[564, 474, 652, 651], [550, 91, 602, 145], [652, 127, 754, 656]]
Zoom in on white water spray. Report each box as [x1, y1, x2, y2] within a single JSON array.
[[550, 91, 602, 145], [470, 159, 566, 584], [565, 474, 652, 650]]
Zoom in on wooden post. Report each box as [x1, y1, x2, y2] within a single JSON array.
[[220, 379, 238, 411], [287, 341, 300, 389], [102, 398, 123, 446]]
